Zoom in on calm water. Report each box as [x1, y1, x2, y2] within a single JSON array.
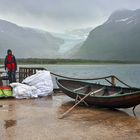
[[18, 64, 140, 88]]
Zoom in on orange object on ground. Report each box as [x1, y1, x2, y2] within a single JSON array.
[[0, 86, 13, 97]]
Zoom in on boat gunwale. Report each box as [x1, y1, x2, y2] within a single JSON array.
[[56, 79, 140, 99]]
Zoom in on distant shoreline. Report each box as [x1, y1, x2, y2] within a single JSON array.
[[0, 58, 140, 65]]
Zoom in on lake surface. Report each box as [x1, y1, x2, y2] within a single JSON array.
[[1, 63, 140, 87], [18, 64, 140, 88]]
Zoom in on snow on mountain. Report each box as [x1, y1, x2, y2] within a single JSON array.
[[0, 19, 92, 58], [73, 9, 140, 61], [105, 9, 140, 25], [51, 32, 87, 57]]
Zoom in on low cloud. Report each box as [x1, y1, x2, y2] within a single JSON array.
[[0, 0, 140, 32]]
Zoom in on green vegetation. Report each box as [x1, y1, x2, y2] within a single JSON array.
[[1, 58, 140, 65]]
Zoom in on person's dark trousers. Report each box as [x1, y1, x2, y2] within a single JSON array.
[[8, 71, 16, 83], [0, 78, 3, 86]]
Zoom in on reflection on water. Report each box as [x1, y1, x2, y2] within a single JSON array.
[[0, 104, 14, 112], [58, 99, 140, 121], [59, 101, 131, 117], [4, 120, 17, 129], [58, 99, 140, 135], [120, 105, 140, 118], [33, 95, 53, 107]]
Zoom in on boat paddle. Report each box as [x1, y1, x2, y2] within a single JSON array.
[[58, 87, 104, 119]]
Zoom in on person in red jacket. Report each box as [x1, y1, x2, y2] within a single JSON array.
[[4, 49, 17, 83]]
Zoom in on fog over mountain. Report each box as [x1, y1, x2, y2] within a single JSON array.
[[1, 9, 140, 60], [0, 19, 87, 58], [73, 9, 140, 61], [0, 0, 139, 33], [0, 19, 64, 58]]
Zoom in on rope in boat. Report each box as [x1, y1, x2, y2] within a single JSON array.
[[50, 71, 112, 80], [50, 71, 131, 88], [113, 75, 131, 88]]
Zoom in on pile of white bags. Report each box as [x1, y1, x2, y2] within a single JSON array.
[[10, 83, 38, 99], [10, 70, 53, 99]]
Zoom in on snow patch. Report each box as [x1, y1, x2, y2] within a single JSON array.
[[115, 18, 130, 22]]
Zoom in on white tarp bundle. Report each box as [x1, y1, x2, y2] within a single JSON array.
[[10, 83, 38, 99], [10, 70, 53, 99]]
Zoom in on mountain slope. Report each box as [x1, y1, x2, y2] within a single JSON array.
[[73, 9, 140, 61], [0, 19, 63, 58]]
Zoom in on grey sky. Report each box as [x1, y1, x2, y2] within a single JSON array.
[[0, 0, 140, 32]]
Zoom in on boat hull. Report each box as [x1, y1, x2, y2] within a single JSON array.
[[56, 79, 140, 108]]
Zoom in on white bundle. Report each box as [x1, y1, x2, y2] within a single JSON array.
[[10, 70, 53, 99], [22, 70, 53, 96], [10, 83, 38, 99]]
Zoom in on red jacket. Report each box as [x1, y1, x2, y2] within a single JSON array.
[[5, 54, 17, 71]]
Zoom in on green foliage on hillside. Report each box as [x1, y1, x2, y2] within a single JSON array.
[[0, 58, 140, 65]]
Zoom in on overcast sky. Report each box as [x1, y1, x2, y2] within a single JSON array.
[[0, 0, 140, 32]]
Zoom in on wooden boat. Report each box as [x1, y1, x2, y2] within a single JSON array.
[[56, 78, 140, 108]]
